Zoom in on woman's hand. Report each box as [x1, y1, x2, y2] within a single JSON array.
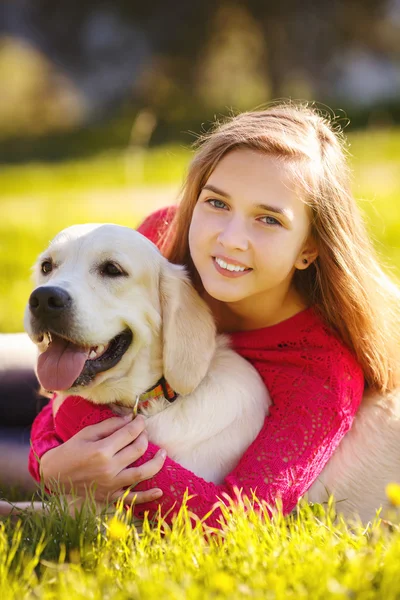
[[40, 415, 166, 505]]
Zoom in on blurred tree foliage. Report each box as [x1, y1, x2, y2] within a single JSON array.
[[0, 0, 399, 162]]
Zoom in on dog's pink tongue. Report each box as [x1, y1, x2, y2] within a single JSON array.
[[37, 336, 89, 391]]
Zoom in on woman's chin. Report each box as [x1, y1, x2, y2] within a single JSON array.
[[202, 280, 249, 303]]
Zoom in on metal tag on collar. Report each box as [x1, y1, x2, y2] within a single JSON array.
[[133, 395, 140, 417]]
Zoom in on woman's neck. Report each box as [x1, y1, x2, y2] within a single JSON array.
[[203, 288, 308, 333]]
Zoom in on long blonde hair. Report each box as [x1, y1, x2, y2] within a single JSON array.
[[160, 103, 400, 393]]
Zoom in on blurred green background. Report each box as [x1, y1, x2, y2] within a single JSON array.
[[1, 0, 400, 332]]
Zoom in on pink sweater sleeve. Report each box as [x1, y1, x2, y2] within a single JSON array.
[[130, 358, 364, 525], [52, 352, 364, 528], [28, 400, 62, 481]]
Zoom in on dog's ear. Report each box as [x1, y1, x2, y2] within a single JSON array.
[[160, 262, 216, 396]]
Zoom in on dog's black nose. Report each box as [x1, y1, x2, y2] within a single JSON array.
[[29, 286, 72, 318]]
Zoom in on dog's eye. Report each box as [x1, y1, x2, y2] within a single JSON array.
[[100, 262, 125, 277], [41, 260, 53, 275]]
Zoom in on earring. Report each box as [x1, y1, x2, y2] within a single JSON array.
[[302, 258, 308, 265]]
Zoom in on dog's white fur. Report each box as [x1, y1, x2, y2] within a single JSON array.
[[25, 224, 400, 520]]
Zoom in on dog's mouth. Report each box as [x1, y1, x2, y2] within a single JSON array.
[[35, 329, 133, 392]]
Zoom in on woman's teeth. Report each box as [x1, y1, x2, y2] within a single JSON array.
[[215, 257, 248, 272]]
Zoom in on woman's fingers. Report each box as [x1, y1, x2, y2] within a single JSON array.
[[102, 415, 147, 455], [47, 414, 165, 507], [78, 415, 133, 441], [115, 448, 167, 489], [115, 431, 149, 470], [122, 488, 163, 506]]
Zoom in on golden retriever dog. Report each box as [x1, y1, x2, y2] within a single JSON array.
[[24, 224, 269, 484], [24, 224, 400, 521]]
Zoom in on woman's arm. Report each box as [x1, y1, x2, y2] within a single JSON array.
[[132, 362, 364, 526], [53, 355, 364, 527], [29, 398, 166, 504], [28, 401, 62, 481]]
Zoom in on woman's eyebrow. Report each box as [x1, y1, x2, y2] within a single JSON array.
[[255, 204, 292, 218], [202, 184, 231, 198]]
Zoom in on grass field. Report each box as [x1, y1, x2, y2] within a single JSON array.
[[1, 128, 400, 332], [1, 493, 400, 599], [1, 129, 400, 597]]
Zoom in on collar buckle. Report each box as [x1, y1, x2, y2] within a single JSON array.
[[133, 377, 177, 417]]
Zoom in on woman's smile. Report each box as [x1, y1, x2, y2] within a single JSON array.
[[212, 255, 253, 278]]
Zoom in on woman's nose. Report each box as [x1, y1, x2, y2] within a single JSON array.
[[217, 217, 249, 251]]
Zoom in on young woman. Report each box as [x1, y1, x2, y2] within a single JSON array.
[[25, 103, 400, 526]]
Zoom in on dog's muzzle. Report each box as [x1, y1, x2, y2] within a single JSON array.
[[28, 285, 133, 392]]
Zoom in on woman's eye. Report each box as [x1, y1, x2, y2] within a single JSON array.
[[207, 198, 228, 210], [260, 216, 281, 226], [100, 262, 125, 277], [41, 260, 53, 275]]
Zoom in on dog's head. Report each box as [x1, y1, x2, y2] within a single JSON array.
[[24, 224, 216, 405]]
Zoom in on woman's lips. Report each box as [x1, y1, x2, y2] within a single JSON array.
[[212, 257, 253, 278]]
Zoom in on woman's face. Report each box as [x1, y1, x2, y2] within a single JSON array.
[[188, 149, 315, 310]]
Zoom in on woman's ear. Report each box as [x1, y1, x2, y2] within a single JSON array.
[[159, 261, 217, 396], [295, 237, 319, 270]]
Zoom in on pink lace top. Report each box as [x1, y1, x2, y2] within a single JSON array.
[[28, 207, 365, 527]]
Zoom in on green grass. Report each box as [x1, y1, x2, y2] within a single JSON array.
[[0, 145, 191, 196], [1, 492, 400, 599], [349, 128, 400, 267]]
